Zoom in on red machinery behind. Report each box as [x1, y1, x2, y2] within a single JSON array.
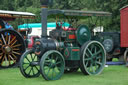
[[120, 6, 128, 65], [120, 6, 128, 47]]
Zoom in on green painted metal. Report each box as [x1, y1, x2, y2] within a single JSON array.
[[80, 41, 106, 75], [94, 33, 114, 53], [76, 25, 91, 45], [64, 47, 80, 60], [102, 39, 114, 53], [19, 50, 40, 78], [40, 50, 65, 80]]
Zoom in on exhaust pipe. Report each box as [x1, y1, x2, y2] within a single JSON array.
[[40, 0, 49, 38]]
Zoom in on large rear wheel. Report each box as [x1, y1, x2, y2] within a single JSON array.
[[80, 41, 106, 75], [0, 29, 26, 68]]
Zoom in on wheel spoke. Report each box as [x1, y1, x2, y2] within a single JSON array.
[[85, 53, 89, 57], [5, 33, 8, 44], [51, 54, 54, 60], [87, 48, 93, 56], [44, 62, 50, 66], [25, 57, 31, 63], [53, 68, 57, 75], [96, 61, 102, 66], [0, 39, 2, 46], [57, 67, 62, 72], [24, 65, 30, 71], [1, 54, 6, 65], [55, 56, 58, 61], [11, 40, 17, 46], [85, 61, 89, 67], [96, 56, 102, 59], [9, 36, 16, 45], [94, 49, 102, 56], [11, 54, 17, 59], [31, 54, 37, 61], [94, 46, 97, 53], [1, 34, 6, 45], [94, 62, 99, 69], [84, 57, 92, 61], [5, 55, 8, 66], [13, 48, 20, 51], [9, 55, 16, 64], [56, 61, 61, 65], [34, 66, 39, 71], [46, 67, 51, 76], [52, 68, 54, 79], [32, 54, 36, 61], [30, 54, 33, 61], [91, 44, 94, 51], [12, 51, 21, 55], [0, 53, 3, 60], [28, 67, 32, 75], [23, 62, 29, 64], [32, 67, 35, 75], [8, 35, 11, 45], [12, 44, 21, 48], [0, 55, 2, 60]]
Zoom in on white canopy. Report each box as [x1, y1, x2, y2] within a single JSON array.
[[0, 10, 35, 19]]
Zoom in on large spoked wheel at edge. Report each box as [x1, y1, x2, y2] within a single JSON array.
[[0, 29, 26, 68], [40, 50, 65, 80], [20, 50, 40, 78], [80, 41, 106, 75]]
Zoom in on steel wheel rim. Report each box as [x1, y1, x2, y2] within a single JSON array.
[[20, 50, 40, 78], [0, 29, 26, 68], [83, 41, 106, 75], [40, 50, 65, 80]]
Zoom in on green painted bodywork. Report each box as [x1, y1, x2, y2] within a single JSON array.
[[76, 25, 91, 45], [64, 47, 80, 60]]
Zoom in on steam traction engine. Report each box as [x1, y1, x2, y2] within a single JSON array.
[[19, 0, 109, 80]]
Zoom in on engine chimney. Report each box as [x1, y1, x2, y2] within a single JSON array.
[[40, 0, 48, 38]]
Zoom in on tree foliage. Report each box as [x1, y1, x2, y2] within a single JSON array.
[[0, 0, 128, 31]]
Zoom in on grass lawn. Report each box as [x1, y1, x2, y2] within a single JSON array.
[[0, 65, 128, 85]]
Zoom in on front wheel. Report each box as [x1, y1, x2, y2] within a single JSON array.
[[80, 41, 106, 75], [40, 50, 65, 80], [19, 50, 40, 78]]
